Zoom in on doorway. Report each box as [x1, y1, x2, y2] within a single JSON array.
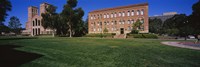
[[120, 28, 124, 34]]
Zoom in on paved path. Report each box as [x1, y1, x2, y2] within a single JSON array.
[[161, 42, 200, 50]]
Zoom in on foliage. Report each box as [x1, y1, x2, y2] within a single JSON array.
[[130, 29, 139, 34], [84, 33, 115, 38], [8, 16, 22, 34], [0, 23, 10, 35], [162, 14, 188, 36], [132, 19, 142, 30], [188, 0, 200, 34], [41, 5, 58, 37], [103, 28, 108, 33], [61, 0, 85, 37], [131, 19, 142, 34], [0, 0, 12, 23], [127, 34, 158, 39], [149, 18, 163, 34]]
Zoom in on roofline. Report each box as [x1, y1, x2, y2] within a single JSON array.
[[89, 2, 148, 13], [28, 6, 38, 8]]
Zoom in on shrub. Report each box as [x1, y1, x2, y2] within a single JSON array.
[[127, 34, 158, 39], [84, 33, 116, 38]]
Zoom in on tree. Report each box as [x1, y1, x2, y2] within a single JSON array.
[[41, 4, 58, 37], [8, 16, 22, 34], [162, 14, 188, 36], [131, 19, 142, 34], [188, 0, 200, 42], [103, 28, 108, 33], [0, 0, 12, 23], [0, 22, 10, 35], [149, 18, 162, 34], [61, 0, 84, 37]]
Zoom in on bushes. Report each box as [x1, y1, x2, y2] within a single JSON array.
[[127, 34, 158, 39], [84, 33, 116, 38]]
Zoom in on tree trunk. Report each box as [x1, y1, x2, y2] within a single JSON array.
[[184, 36, 187, 41], [69, 25, 72, 37], [52, 29, 55, 37]]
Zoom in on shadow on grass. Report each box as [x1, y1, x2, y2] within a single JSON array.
[[0, 37, 38, 40], [0, 44, 43, 67]]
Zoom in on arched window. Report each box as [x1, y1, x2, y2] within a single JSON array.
[[114, 21, 117, 25], [107, 13, 109, 18], [91, 15, 93, 19], [114, 12, 117, 17], [141, 9, 144, 15], [119, 12, 121, 17], [122, 11, 125, 17], [131, 10, 134, 16], [127, 11, 130, 16], [137, 10, 140, 15], [38, 20, 40, 26], [127, 20, 130, 24], [35, 19, 37, 26], [111, 13, 113, 18], [131, 19, 134, 24], [32, 21, 35, 26]]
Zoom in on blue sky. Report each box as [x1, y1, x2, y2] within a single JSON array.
[[4, 0, 198, 28]]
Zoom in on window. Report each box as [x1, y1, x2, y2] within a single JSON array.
[[141, 19, 144, 24], [107, 14, 109, 18], [119, 12, 121, 17], [141, 9, 144, 15], [107, 21, 109, 25], [127, 11, 130, 16], [94, 15, 96, 19], [91, 15, 93, 19], [114, 12, 117, 17], [33, 21, 35, 26], [128, 26, 131, 31], [137, 10, 140, 15], [111, 21, 114, 25], [104, 14, 106, 18], [111, 13, 113, 18], [122, 20, 125, 24], [127, 20, 130, 24], [114, 21, 117, 25], [131, 10, 134, 16], [119, 20, 121, 24], [131, 20, 134, 24], [35, 19, 37, 26], [122, 12, 125, 17], [38, 20, 40, 26]]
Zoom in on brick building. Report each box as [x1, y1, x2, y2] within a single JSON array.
[[88, 3, 149, 35], [22, 3, 53, 36]]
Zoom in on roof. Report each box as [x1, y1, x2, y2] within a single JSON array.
[[90, 3, 148, 13]]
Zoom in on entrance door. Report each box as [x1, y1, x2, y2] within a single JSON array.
[[120, 28, 124, 34]]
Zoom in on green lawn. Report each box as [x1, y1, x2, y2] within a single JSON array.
[[0, 37, 200, 67]]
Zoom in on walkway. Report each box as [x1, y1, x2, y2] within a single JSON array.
[[161, 42, 200, 50]]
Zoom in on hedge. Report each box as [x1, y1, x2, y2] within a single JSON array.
[[84, 33, 116, 38], [127, 34, 158, 39]]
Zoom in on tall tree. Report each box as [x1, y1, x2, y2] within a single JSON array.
[[41, 5, 58, 37], [0, 0, 12, 23], [61, 0, 84, 37], [189, 0, 200, 41], [163, 14, 189, 37], [149, 18, 162, 34], [8, 16, 22, 34]]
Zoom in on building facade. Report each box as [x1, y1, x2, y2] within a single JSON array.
[[88, 3, 149, 35], [22, 3, 53, 36]]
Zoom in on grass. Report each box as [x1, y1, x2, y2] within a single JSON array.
[[0, 37, 200, 67]]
